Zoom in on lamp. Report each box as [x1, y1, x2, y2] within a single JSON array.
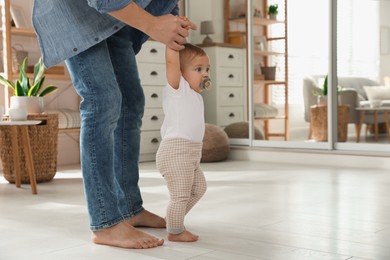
[[200, 21, 215, 44]]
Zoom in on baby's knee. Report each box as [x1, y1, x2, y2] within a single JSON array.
[[196, 183, 207, 198]]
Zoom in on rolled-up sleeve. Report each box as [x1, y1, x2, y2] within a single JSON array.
[[87, 0, 133, 13]]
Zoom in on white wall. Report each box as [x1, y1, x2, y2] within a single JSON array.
[[186, 0, 224, 45], [379, 1, 390, 83], [0, 0, 80, 169]]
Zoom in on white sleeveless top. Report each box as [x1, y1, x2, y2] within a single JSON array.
[[160, 76, 205, 142]]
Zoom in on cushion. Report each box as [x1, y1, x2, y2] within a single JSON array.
[[254, 103, 278, 118], [363, 86, 390, 101], [47, 109, 81, 129], [338, 77, 379, 100], [201, 124, 230, 162], [224, 122, 264, 140]]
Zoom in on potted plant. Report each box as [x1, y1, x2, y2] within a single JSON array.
[[312, 75, 343, 106], [268, 4, 278, 20], [0, 57, 58, 114]]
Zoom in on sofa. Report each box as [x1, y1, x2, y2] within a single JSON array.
[[303, 75, 390, 139]]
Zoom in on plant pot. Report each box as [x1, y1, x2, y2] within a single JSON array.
[[269, 14, 277, 20], [316, 95, 342, 106], [260, 66, 276, 80], [10, 96, 44, 114], [317, 96, 327, 106]]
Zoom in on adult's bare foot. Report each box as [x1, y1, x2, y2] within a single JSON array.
[[168, 230, 199, 242], [92, 221, 164, 249], [126, 209, 166, 228]]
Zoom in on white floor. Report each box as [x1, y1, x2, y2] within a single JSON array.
[[1, 160, 390, 260]]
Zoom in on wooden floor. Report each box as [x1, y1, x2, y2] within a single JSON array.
[[1, 160, 390, 259]]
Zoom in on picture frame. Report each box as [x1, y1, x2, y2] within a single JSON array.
[[10, 4, 28, 28]]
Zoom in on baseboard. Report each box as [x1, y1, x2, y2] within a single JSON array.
[[228, 147, 390, 170]]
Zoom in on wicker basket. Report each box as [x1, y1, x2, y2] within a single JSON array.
[[0, 113, 59, 183], [310, 105, 349, 142]]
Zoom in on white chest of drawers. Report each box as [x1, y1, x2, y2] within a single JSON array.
[[136, 41, 165, 162], [201, 45, 246, 127]]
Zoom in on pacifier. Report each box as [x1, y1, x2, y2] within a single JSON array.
[[200, 77, 212, 90]]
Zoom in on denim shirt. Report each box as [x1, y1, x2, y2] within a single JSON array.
[[32, 0, 178, 67]]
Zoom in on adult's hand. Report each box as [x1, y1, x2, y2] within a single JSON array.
[[148, 15, 197, 51], [109, 3, 196, 51]]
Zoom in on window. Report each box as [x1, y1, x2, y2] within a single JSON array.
[[279, 0, 379, 105]]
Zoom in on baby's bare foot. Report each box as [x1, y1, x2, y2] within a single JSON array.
[[92, 221, 164, 249], [126, 209, 166, 228], [168, 230, 199, 242]]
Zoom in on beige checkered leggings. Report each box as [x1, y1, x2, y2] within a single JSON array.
[[156, 138, 207, 234]]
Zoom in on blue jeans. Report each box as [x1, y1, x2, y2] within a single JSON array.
[[65, 26, 145, 231]]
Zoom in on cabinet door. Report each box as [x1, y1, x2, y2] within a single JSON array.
[[141, 108, 164, 131], [219, 68, 244, 86], [140, 131, 161, 154], [217, 48, 244, 67], [136, 41, 165, 63], [219, 87, 245, 106], [144, 86, 163, 108], [138, 63, 166, 85], [218, 107, 244, 126]]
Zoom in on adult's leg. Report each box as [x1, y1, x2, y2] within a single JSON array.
[[66, 40, 125, 230], [106, 27, 165, 228], [65, 28, 163, 248]]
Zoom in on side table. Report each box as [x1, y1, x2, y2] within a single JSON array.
[[310, 105, 350, 142], [0, 120, 42, 194], [356, 107, 390, 143]]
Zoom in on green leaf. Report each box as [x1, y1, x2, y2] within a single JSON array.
[[39, 85, 58, 97], [29, 77, 45, 96], [2, 56, 59, 97], [15, 80, 26, 96], [322, 75, 328, 96], [0, 75, 16, 90], [33, 58, 45, 85], [19, 57, 31, 95]]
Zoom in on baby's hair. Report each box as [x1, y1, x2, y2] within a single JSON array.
[[179, 43, 206, 71]]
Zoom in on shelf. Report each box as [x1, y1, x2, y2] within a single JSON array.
[[255, 115, 287, 120], [229, 17, 285, 26], [254, 80, 287, 85], [224, 0, 288, 141], [268, 37, 286, 41], [254, 49, 285, 56], [11, 27, 36, 37]]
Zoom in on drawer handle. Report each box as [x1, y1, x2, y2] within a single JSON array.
[[228, 74, 234, 79], [151, 93, 158, 98], [150, 71, 158, 76], [151, 138, 159, 144], [229, 113, 235, 118], [229, 93, 235, 98], [228, 54, 234, 59], [151, 115, 159, 121], [150, 48, 157, 53]]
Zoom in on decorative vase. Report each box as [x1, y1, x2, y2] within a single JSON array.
[[10, 96, 44, 114]]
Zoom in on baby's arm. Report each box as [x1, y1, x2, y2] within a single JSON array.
[[165, 46, 181, 90]]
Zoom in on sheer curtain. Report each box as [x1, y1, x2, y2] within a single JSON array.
[[280, 0, 379, 105], [337, 0, 379, 78]]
